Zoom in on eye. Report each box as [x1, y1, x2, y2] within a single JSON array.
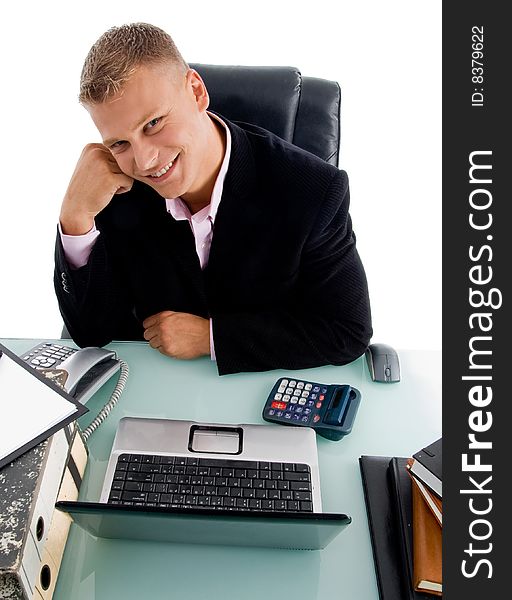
[[145, 117, 161, 130], [109, 140, 126, 150]]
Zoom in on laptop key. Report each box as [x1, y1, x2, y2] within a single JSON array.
[[294, 464, 310, 472], [126, 472, 153, 482], [124, 482, 143, 491], [290, 482, 311, 492], [122, 491, 147, 502], [283, 472, 310, 482], [294, 491, 312, 501]]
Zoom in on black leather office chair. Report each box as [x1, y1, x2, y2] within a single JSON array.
[[190, 64, 341, 166], [61, 65, 341, 339]]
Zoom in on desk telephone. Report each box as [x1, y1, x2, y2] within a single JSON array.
[[22, 343, 121, 404]]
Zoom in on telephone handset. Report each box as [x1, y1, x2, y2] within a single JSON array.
[[22, 343, 121, 404]]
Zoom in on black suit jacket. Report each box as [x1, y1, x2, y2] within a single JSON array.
[[55, 118, 372, 375]]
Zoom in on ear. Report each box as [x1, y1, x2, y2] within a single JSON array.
[[186, 69, 210, 112]]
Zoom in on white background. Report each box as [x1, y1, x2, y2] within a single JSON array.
[[0, 1, 441, 350]]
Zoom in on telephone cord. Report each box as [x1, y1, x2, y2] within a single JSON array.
[[81, 359, 130, 441]]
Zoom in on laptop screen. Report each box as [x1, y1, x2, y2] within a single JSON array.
[[56, 501, 351, 551]]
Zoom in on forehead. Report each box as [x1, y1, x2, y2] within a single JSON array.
[[87, 64, 184, 142]]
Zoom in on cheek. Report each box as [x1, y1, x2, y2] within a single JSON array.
[[113, 153, 133, 175]]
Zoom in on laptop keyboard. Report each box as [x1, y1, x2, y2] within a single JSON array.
[[108, 454, 314, 512]]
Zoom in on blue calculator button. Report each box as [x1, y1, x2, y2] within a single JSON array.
[[301, 416, 310, 423], [268, 409, 275, 416], [284, 413, 292, 419], [313, 386, 321, 393], [292, 414, 301, 421]]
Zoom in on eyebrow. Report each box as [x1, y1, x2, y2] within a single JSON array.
[[102, 109, 161, 147]]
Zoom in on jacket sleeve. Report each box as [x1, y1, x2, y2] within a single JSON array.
[[54, 228, 140, 347], [212, 171, 372, 375]]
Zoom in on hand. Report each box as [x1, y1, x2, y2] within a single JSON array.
[[60, 143, 134, 235], [143, 311, 211, 360]]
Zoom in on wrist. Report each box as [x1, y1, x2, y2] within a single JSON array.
[[59, 208, 95, 236]]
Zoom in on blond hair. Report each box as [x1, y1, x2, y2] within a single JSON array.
[[79, 22, 188, 104]]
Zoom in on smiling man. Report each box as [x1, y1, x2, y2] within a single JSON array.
[[55, 22, 372, 375]]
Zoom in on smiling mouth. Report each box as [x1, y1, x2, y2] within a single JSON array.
[[148, 154, 180, 179]]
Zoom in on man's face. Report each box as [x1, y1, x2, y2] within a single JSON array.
[[87, 63, 211, 201]]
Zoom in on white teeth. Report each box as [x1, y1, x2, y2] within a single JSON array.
[[150, 160, 173, 178]]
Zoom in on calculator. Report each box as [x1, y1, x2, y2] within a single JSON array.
[[262, 377, 361, 441]]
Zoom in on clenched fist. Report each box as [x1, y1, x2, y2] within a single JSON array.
[[143, 311, 211, 360], [60, 143, 134, 235]]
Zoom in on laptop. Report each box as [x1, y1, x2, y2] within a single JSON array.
[[57, 417, 351, 550]]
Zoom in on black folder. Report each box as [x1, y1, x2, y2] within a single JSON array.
[[359, 456, 435, 600]]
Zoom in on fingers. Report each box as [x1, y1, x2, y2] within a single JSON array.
[[114, 178, 134, 195], [143, 311, 174, 329], [142, 312, 210, 359], [143, 311, 175, 352]]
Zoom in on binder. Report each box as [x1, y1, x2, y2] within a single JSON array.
[[359, 456, 436, 600], [388, 457, 435, 599], [359, 455, 407, 600], [409, 438, 442, 498], [0, 424, 88, 599], [0, 343, 87, 470], [411, 478, 442, 595]]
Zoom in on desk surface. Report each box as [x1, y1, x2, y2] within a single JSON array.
[[3, 339, 441, 600]]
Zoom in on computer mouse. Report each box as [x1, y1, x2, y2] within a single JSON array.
[[365, 343, 401, 383]]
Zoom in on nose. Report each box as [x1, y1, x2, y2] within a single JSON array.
[[132, 140, 159, 173]]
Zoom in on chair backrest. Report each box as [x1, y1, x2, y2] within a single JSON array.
[[190, 64, 341, 166]]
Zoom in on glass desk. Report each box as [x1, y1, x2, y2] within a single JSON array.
[[2, 339, 441, 600]]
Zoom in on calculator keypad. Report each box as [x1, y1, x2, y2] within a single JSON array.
[[267, 378, 329, 426]]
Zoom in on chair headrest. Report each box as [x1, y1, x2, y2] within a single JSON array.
[[190, 64, 340, 166]]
